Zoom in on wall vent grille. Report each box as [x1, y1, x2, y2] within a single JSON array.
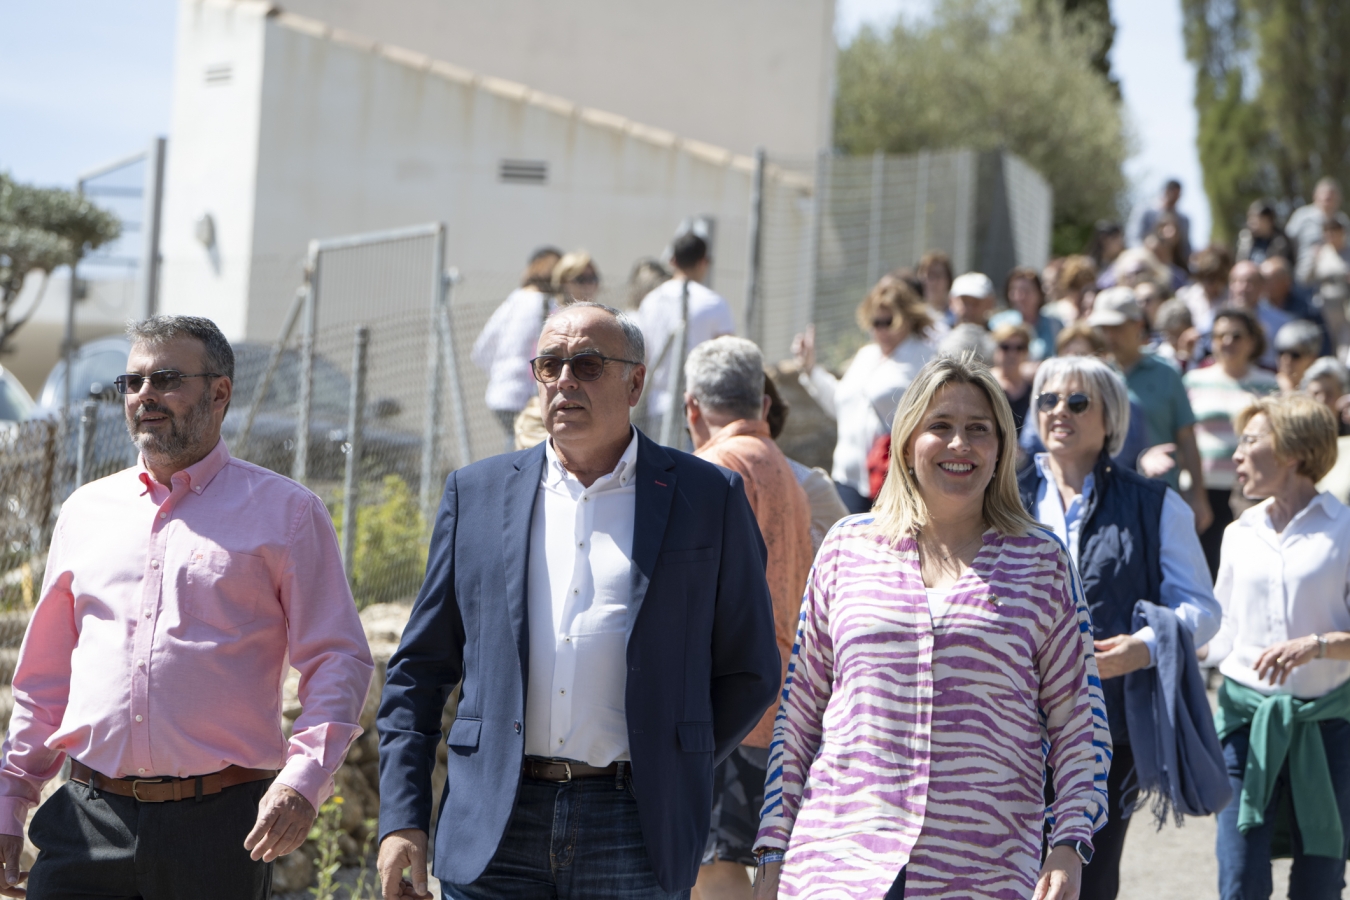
[[499, 159, 548, 185]]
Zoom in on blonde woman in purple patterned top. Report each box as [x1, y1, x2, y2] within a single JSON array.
[[753, 355, 1110, 900]]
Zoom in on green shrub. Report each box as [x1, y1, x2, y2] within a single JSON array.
[[333, 475, 429, 609]]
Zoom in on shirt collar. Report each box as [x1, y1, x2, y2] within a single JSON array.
[[543, 427, 639, 490], [1251, 490, 1337, 537], [1034, 452, 1096, 503], [137, 438, 231, 498], [698, 418, 771, 454]]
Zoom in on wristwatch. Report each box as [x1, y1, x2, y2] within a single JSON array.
[[1053, 839, 1093, 864]]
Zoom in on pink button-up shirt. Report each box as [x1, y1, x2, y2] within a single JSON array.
[[0, 440, 374, 835]]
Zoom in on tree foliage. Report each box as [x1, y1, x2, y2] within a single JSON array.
[[1183, 0, 1350, 242], [835, 0, 1130, 255], [0, 173, 121, 353]]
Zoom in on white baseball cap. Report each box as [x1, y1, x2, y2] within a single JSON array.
[[949, 272, 995, 301]]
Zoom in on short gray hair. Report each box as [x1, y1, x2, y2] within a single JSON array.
[[126, 315, 234, 381], [1154, 298, 1192, 333], [938, 323, 995, 364], [1302, 355, 1350, 393], [684, 336, 765, 420], [1031, 355, 1131, 457], [549, 301, 645, 363], [1274, 319, 1324, 357]]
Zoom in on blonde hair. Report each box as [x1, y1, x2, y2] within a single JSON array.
[[552, 251, 595, 289], [1235, 393, 1338, 484], [855, 276, 935, 340], [871, 354, 1038, 542]]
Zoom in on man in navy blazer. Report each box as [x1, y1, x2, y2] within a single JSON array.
[[376, 302, 781, 899]]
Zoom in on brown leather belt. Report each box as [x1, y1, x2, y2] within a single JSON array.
[[69, 760, 277, 803], [522, 756, 622, 783]]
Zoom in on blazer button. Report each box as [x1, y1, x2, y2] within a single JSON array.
[[513, 721, 521, 734]]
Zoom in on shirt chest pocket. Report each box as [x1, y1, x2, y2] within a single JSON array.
[[182, 549, 270, 630]]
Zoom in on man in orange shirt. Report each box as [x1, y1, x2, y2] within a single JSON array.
[[683, 337, 814, 900]]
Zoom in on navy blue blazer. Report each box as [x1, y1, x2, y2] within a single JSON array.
[[377, 430, 781, 893]]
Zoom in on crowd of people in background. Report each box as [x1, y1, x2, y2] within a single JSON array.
[[447, 175, 1350, 900]]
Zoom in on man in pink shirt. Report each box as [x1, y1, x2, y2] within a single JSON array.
[[0, 316, 373, 899]]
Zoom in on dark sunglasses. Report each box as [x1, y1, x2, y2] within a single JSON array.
[[998, 343, 1029, 353], [571, 273, 599, 286], [870, 317, 894, 330], [1278, 349, 1307, 359], [530, 352, 641, 383], [113, 370, 221, 395], [1035, 391, 1092, 415]]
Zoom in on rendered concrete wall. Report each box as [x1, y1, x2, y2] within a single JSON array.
[[272, 0, 837, 160]]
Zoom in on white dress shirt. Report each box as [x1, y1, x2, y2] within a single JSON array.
[[637, 278, 736, 417], [470, 289, 557, 412], [524, 430, 639, 764], [1208, 492, 1350, 699], [1033, 454, 1221, 663], [800, 336, 934, 497]]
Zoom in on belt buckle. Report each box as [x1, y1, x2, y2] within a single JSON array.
[[558, 761, 572, 783], [131, 778, 164, 801]]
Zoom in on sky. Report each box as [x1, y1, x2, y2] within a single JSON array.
[[1, 0, 1209, 245]]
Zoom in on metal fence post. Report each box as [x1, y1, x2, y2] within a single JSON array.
[[420, 228, 448, 523], [742, 147, 766, 344], [437, 267, 472, 474], [341, 325, 369, 581], [76, 400, 97, 487], [868, 149, 885, 285], [293, 241, 320, 484]]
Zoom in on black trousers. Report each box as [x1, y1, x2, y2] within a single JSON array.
[[26, 778, 273, 900], [1080, 742, 1137, 900]]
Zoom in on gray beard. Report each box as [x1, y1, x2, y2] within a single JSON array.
[[126, 389, 216, 469]]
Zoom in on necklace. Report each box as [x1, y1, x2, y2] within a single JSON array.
[[918, 529, 984, 563]]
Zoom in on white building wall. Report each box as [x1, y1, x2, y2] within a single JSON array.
[[158, 0, 271, 339], [271, 0, 836, 160]]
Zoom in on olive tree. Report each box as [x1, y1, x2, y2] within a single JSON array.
[[0, 172, 121, 354]]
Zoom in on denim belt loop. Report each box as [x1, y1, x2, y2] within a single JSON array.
[[614, 761, 626, 790]]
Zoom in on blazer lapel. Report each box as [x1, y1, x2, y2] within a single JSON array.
[[503, 444, 547, 681], [629, 431, 678, 630]]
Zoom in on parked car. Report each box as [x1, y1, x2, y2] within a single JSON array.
[[0, 365, 35, 430], [34, 337, 421, 488]]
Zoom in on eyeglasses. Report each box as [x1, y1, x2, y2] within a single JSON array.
[[1278, 349, 1307, 359], [999, 343, 1029, 353], [1035, 391, 1092, 415], [113, 370, 221, 395], [871, 317, 894, 330], [530, 352, 641, 383], [571, 273, 599, 286]]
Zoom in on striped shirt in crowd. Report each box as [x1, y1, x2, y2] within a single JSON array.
[[755, 516, 1110, 899], [1182, 365, 1279, 491]]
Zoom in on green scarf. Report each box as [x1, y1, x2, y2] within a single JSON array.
[[1214, 676, 1350, 858]]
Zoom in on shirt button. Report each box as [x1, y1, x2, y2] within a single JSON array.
[[560, 689, 566, 695], [150, 561, 160, 569], [159, 513, 167, 520], [136, 659, 145, 668], [513, 721, 521, 734], [135, 715, 143, 722], [558, 738, 564, 745], [138, 768, 146, 774], [144, 611, 151, 618]]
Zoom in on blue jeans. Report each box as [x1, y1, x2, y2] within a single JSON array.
[[441, 773, 689, 900], [1216, 718, 1350, 900]]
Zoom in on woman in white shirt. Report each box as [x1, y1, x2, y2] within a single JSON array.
[[471, 248, 562, 448], [1206, 393, 1350, 900], [793, 276, 936, 513]]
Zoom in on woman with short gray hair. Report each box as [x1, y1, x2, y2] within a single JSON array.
[[1018, 355, 1220, 900], [1274, 319, 1325, 393]]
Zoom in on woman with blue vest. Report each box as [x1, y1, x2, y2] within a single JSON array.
[[1205, 393, 1350, 900], [1018, 355, 1220, 900]]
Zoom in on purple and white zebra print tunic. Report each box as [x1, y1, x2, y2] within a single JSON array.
[[755, 516, 1110, 899]]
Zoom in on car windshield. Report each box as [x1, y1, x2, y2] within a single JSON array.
[[39, 347, 129, 408], [230, 346, 350, 417], [0, 375, 34, 422]]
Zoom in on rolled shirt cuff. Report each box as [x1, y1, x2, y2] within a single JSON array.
[[275, 756, 332, 814], [1048, 813, 1096, 849], [1134, 626, 1158, 668], [0, 797, 31, 838]]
